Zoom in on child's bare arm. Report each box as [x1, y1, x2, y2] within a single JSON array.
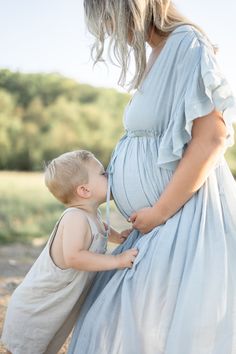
[[61, 211, 138, 271], [65, 248, 138, 271]]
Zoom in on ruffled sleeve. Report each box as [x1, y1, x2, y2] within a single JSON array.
[[157, 29, 236, 170]]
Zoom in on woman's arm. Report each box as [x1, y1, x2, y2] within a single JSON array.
[[130, 110, 228, 233]]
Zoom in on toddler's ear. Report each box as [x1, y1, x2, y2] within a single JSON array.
[[76, 185, 91, 199]]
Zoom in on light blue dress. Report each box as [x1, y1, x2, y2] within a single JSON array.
[[69, 25, 236, 354]]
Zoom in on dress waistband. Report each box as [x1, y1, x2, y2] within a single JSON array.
[[125, 129, 164, 138]]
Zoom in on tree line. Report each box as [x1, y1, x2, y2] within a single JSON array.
[[0, 69, 235, 175], [0, 69, 129, 170]]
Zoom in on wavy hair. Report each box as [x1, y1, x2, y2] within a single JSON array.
[[84, 0, 206, 90]]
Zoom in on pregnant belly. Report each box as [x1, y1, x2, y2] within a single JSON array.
[[110, 137, 173, 218]]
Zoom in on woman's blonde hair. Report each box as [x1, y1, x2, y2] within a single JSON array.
[[84, 0, 205, 90], [44, 150, 94, 204]]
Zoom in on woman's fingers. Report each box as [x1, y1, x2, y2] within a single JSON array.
[[128, 213, 137, 223], [131, 217, 140, 229], [128, 213, 146, 233]]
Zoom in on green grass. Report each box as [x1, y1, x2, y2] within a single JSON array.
[[0, 172, 64, 243], [0, 172, 127, 244]]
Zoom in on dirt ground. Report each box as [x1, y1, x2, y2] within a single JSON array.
[[0, 241, 70, 354]]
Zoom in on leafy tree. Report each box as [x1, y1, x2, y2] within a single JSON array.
[[0, 69, 235, 175]]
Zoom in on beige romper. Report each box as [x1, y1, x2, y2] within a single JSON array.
[[1, 207, 107, 354]]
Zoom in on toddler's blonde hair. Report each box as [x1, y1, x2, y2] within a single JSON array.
[[44, 150, 94, 204]]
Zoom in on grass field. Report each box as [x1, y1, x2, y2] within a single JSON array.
[[0, 171, 129, 244], [0, 171, 64, 243]]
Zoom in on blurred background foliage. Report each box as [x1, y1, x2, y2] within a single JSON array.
[[0, 68, 130, 170], [0, 69, 131, 243], [0, 68, 235, 243]]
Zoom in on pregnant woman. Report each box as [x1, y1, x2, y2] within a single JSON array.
[[69, 1, 236, 353]]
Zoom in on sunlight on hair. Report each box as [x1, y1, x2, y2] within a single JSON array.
[[83, 0, 209, 90], [44, 150, 94, 204]]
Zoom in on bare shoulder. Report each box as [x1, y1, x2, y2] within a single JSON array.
[[60, 209, 92, 250], [61, 209, 90, 233], [61, 208, 88, 224]]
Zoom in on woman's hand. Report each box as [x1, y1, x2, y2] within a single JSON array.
[[129, 207, 164, 234]]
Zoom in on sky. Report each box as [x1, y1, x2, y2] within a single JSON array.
[[0, 0, 235, 93]]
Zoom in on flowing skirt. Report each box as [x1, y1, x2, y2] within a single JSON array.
[[68, 160, 236, 354]]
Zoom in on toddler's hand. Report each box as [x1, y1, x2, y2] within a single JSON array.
[[107, 226, 133, 244], [116, 248, 138, 269], [116, 227, 133, 243]]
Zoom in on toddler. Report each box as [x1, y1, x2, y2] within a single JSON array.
[[1, 150, 138, 354]]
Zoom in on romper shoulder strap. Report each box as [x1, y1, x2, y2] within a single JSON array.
[[48, 207, 97, 247]]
